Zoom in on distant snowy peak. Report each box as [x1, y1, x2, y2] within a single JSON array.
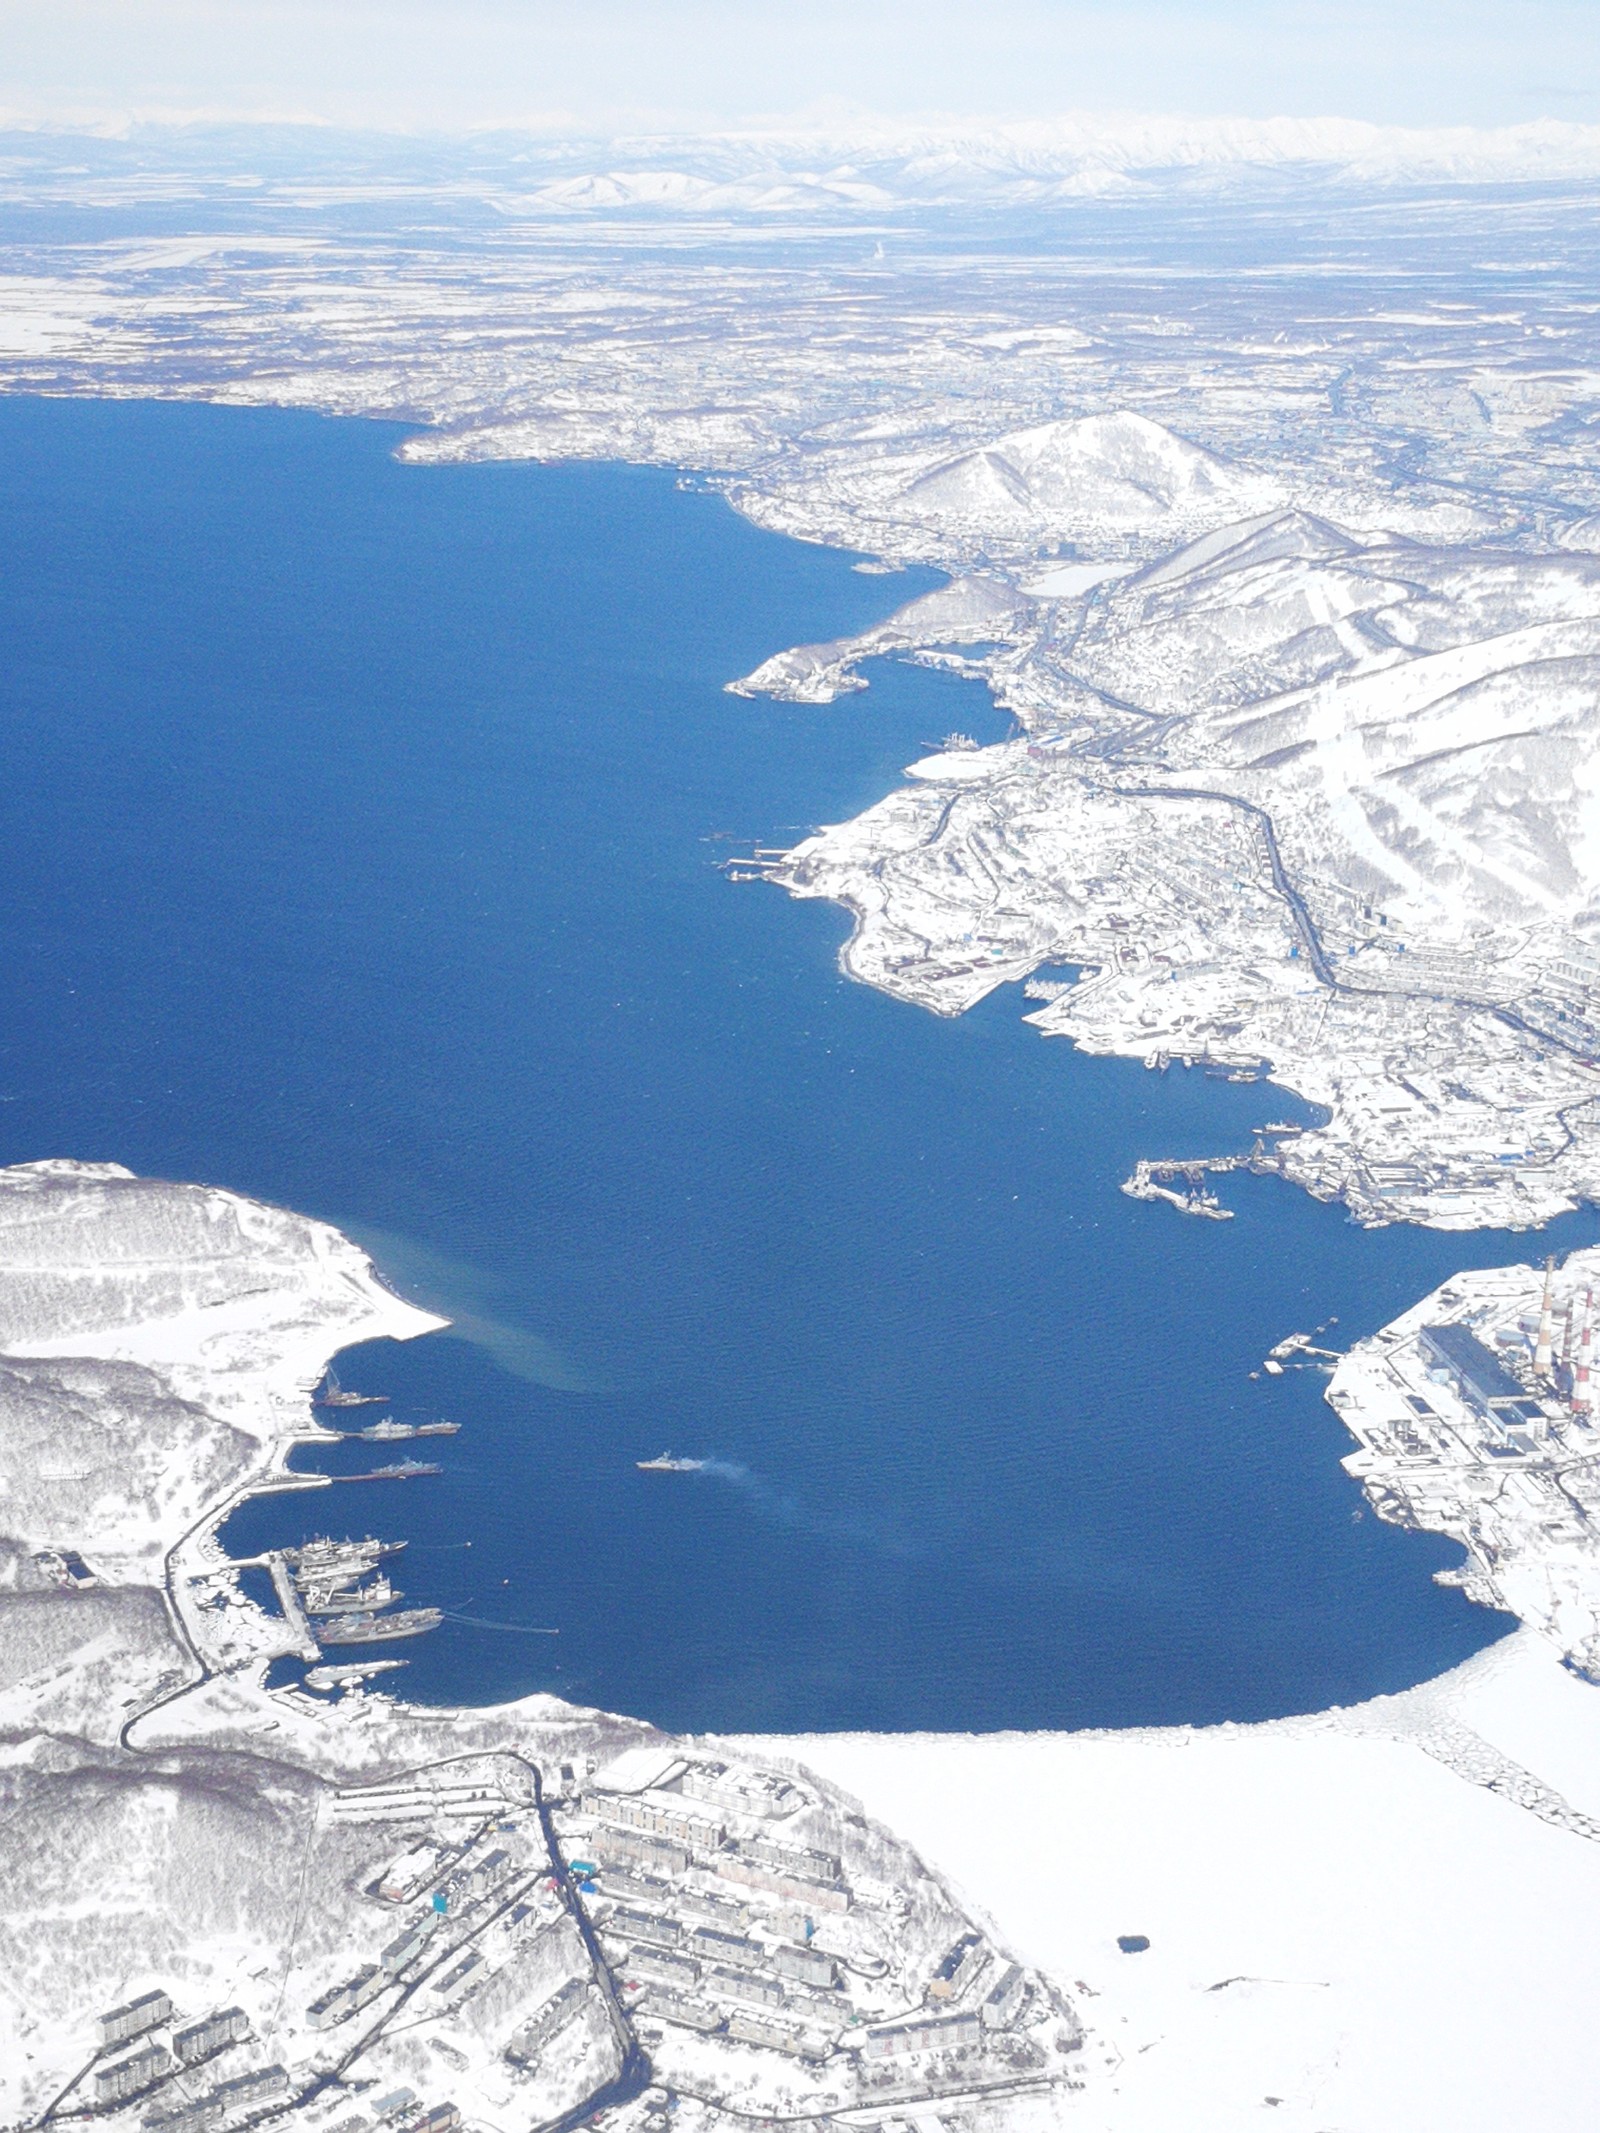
[[14, 113, 1600, 222], [528, 167, 896, 213], [488, 115, 1600, 215], [1004, 410, 1254, 506]]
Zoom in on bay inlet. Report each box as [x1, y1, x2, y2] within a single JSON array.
[[0, 393, 1588, 1733]]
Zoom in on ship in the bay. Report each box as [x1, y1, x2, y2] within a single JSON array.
[[314, 1368, 388, 1409], [283, 1535, 406, 1576], [302, 1573, 402, 1615], [636, 1452, 707, 1473], [352, 1417, 462, 1442], [316, 1606, 443, 1645]]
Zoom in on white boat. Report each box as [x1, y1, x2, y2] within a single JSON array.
[[636, 1452, 706, 1473]]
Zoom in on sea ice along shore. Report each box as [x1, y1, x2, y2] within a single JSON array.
[[6, 1169, 1600, 2133]]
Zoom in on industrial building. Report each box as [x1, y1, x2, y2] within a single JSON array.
[[1417, 1323, 1545, 1426], [99, 1991, 174, 2050], [172, 2008, 248, 2065]]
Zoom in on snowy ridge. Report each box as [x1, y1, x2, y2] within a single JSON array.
[[8, 115, 1600, 208]]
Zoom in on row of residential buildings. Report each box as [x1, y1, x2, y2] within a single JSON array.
[[90, 1999, 252, 2111]]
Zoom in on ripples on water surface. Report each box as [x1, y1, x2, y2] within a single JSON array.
[[3, 395, 1588, 1732]]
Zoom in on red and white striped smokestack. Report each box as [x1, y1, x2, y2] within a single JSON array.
[[1575, 1290, 1595, 1413], [1535, 1258, 1556, 1383]]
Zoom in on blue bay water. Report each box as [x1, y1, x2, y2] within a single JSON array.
[[1, 394, 1588, 1734]]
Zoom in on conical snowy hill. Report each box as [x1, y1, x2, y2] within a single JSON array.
[[887, 409, 1283, 548]]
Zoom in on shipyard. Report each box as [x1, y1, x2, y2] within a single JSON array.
[[1327, 1245, 1600, 1680]]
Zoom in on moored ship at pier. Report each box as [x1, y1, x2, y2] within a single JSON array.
[[316, 1606, 443, 1645]]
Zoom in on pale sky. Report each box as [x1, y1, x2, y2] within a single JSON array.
[[3, 0, 1598, 135]]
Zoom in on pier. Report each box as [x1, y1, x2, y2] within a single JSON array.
[[1121, 1156, 1242, 1220], [229, 1550, 320, 1660]]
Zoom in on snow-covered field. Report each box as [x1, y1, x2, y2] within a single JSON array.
[[756, 1628, 1600, 2132]]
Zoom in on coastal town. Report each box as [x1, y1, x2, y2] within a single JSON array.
[[0, 1163, 1083, 2133], [39, 1738, 1080, 2133], [737, 516, 1600, 1233]]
